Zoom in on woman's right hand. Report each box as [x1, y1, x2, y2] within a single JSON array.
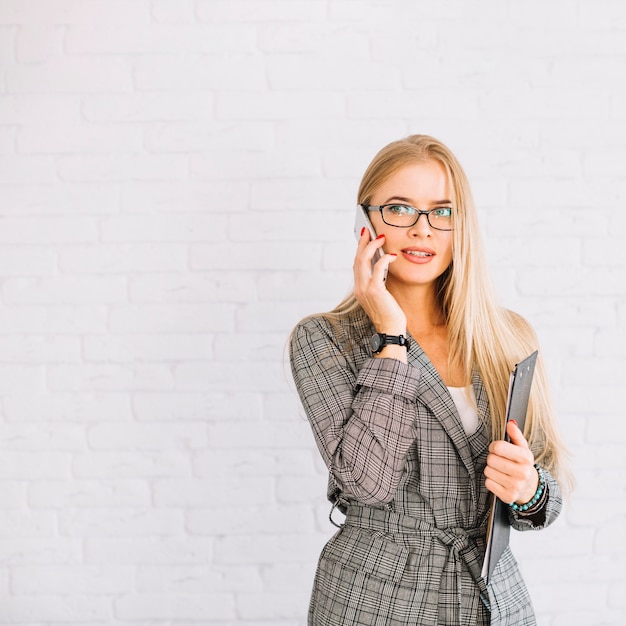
[[353, 229, 407, 338]]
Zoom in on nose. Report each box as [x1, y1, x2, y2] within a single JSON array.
[[408, 212, 432, 236]]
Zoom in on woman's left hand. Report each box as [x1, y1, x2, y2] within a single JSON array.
[[484, 420, 538, 505]]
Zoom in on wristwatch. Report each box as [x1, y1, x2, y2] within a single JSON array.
[[370, 333, 410, 354]]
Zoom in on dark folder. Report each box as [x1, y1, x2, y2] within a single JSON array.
[[481, 350, 538, 583]]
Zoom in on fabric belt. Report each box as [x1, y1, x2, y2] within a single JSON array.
[[344, 504, 490, 625]]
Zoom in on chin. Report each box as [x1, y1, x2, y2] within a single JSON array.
[[388, 272, 441, 289]]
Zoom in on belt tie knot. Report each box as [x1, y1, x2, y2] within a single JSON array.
[[436, 527, 472, 554]]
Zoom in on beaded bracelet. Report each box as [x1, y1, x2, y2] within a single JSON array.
[[509, 464, 545, 513]]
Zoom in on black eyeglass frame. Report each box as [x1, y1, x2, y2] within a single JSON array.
[[362, 204, 454, 231]]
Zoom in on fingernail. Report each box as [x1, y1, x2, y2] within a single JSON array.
[[389, 253, 397, 257], [376, 234, 385, 240], [510, 419, 518, 427], [360, 226, 366, 237]]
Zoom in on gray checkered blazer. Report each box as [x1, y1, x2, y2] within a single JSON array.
[[290, 307, 563, 626]]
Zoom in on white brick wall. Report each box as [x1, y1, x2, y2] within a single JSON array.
[[0, 1, 624, 624]]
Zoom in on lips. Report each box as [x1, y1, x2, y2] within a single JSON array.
[[401, 247, 436, 263], [404, 250, 433, 257]]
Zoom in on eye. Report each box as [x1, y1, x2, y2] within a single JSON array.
[[432, 207, 452, 218], [385, 204, 414, 216]]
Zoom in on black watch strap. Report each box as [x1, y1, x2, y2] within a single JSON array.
[[371, 333, 410, 354]]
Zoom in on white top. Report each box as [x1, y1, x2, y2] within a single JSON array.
[[447, 385, 480, 436]]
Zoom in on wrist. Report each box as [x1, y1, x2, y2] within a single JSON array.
[[370, 332, 410, 362], [373, 344, 408, 363], [518, 469, 540, 504], [375, 325, 407, 336], [510, 465, 546, 514], [371, 332, 410, 353]]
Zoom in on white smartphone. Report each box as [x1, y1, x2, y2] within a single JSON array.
[[353, 205, 386, 278]]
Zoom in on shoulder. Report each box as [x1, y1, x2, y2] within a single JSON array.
[[290, 307, 371, 361], [293, 307, 370, 340]]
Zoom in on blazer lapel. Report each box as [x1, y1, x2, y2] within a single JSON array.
[[470, 369, 491, 459], [407, 341, 478, 485]]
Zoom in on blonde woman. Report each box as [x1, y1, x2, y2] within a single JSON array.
[[289, 135, 569, 626]]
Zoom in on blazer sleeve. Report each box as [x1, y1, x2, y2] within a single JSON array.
[[289, 316, 421, 506], [509, 467, 562, 531]]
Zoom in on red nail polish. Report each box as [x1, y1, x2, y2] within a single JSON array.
[[510, 419, 518, 427], [360, 226, 366, 237], [376, 234, 385, 240], [389, 253, 397, 257]]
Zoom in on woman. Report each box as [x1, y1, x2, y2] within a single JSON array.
[[289, 135, 569, 626]]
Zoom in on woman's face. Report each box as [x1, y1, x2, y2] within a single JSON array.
[[368, 160, 454, 291]]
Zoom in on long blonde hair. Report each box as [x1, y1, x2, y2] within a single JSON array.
[[329, 135, 570, 488]]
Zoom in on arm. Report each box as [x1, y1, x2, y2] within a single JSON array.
[[290, 317, 420, 505]]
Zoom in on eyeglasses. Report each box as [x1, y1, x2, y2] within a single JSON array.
[[362, 204, 453, 231]]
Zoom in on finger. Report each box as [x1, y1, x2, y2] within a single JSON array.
[[506, 419, 530, 449], [485, 463, 538, 505], [489, 440, 533, 468], [485, 454, 524, 491], [355, 227, 372, 263], [371, 251, 396, 282], [357, 234, 386, 271], [357, 232, 384, 258], [484, 464, 524, 501], [485, 451, 512, 475], [354, 231, 377, 276], [484, 476, 512, 502], [372, 233, 385, 249], [483, 462, 504, 484], [358, 225, 372, 245]]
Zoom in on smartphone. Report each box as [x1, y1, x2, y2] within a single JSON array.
[[353, 205, 386, 278]]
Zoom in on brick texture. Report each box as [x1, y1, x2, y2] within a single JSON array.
[[0, 1, 625, 624]]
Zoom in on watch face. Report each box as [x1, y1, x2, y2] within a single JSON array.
[[371, 334, 383, 352]]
